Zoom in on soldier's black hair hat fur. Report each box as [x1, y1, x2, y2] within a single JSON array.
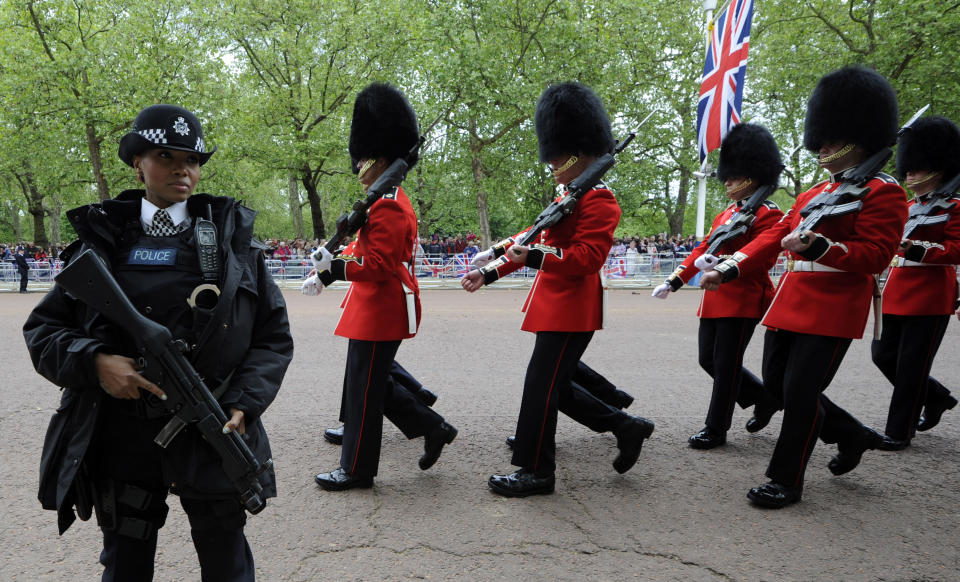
[[348, 83, 420, 174], [716, 123, 783, 186], [803, 66, 898, 155], [896, 116, 960, 181], [535, 82, 614, 163]]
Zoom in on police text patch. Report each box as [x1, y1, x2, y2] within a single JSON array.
[[129, 247, 178, 265]]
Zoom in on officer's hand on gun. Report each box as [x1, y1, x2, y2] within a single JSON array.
[[311, 247, 334, 273], [94, 353, 167, 401], [694, 253, 719, 272]]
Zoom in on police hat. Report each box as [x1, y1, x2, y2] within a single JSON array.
[[118, 104, 216, 167], [803, 66, 898, 155], [716, 123, 783, 186], [896, 116, 960, 180], [535, 82, 614, 163], [348, 83, 420, 174]]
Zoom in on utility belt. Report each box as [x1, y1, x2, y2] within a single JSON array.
[[890, 257, 937, 268], [71, 466, 169, 540], [785, 259, 844, 273]]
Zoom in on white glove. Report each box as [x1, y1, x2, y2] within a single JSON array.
[[651, 283, 671, 299], [301, 274, 323, 296], [311, 247, 333, 273], [694, 253, 719, 272], [471, 248, 495, 268]]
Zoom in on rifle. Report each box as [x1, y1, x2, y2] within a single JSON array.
[[515, 131, 636, 247], [316, 138, 424, 258], [902, 172, 960, 238], [55, 249, 272, 514], [794, 105, 929, 237], [703, 183, 776, 256]]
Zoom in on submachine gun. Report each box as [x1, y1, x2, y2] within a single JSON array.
[[55, 250, 272, 514], [315, 137, 424, 259], [514, 131, 636, 247], [901, 172, 960, 238]]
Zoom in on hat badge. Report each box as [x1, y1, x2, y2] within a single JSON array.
[[172, 116, 190, 137]]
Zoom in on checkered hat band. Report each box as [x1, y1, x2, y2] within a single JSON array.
[[138, 129, 168, 144]]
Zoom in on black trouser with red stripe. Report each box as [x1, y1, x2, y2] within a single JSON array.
[[340, 340, 443, 478], [871, 314, 951, 440], [697, 317, 767, 432], [761, 329, 869, 488], [512, 331, 629, 476], [337, 360, 441, 438]]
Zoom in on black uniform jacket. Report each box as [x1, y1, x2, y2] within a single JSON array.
[[24, 190, 293, 533]]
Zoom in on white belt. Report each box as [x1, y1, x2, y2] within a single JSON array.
[[785, 260, 843, 273], [890, 257, 935, 268], [401, 262, 417, 334]]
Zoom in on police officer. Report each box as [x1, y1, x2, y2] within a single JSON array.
[[653, 123, 784, 449], [24, 104, 293, 580], [701, 66, 908, 508], [13, 247, 29, 292], [873, 116, 960, 448], [462, 82, 654, 497], [311, 83, 457, 491]]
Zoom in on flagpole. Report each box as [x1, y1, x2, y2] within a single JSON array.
[[696, 0, 718, 240]]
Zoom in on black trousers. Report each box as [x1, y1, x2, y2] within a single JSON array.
[[697, 317, 766, 431], [871, 314, 951, 440], [19, 268, 28, 292], [572, 361, 628, 406], [761, 329, 868, 488], [94, 401, 253, 582], [512, 331, 628, 475], [340, 340, 443, 477]]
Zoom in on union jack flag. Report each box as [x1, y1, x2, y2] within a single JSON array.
[[696, 0, 754, 162]]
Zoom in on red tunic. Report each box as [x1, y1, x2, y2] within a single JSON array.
[[488, 186, 621, 332], [727, 174, 908, 339], [332, 186, 421, 341], [677, 200, 783, 319], [882, 195, 960, 316]]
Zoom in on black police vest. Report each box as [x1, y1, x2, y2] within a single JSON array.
[[113, 224, 204, 346]]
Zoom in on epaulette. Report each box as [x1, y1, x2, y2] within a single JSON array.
[[379, 187, 399, 201], [874, 172, 899, 185], [762, 200, 780, 210]]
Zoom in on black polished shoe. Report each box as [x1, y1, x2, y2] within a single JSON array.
[[613, 416, 655, 474], [745, 404, 776, 433], [747, 481, 802, 509], [918, 394, 957, 432], [505, 435, 515, 450], [688, 427, 727, 450], [876, 435, 911, 451], [323, 425, 344, 445], [488, 469, 555, 497], [314, 467, 373, 491], [416, 387, 439, 407], [828, 427, 884, 476], [419, 422, 458, 470], [611, 390, 634, 410]]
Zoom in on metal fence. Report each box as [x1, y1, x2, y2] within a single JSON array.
[[3, 253, 797, 292]]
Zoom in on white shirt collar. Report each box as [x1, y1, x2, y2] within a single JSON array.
[[141, 198, 190, 231]]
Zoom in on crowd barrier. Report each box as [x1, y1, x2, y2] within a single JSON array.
[[1, 252, 801, 292]]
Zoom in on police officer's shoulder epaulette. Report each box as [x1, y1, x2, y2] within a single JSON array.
[[874, 172, 899, 185], [761, 199, 780, 210]]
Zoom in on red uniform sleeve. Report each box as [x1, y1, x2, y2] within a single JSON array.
[[735, 204, 785, 278], [330, 198, 409, 282], [905, 200, 960, 264], [525, 188, 621, 276]]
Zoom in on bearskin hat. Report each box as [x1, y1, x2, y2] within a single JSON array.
[[715, 123, 783, 186], [803, 66, 898, 155], [535, 82, 614, 163], [348, 83, 420, 174], [896, 116, 960, 181], [118, 104, 216, 167]]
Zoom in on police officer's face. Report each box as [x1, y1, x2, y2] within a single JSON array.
[[905, 169, 941, 196], [134, 148, 200, 208]]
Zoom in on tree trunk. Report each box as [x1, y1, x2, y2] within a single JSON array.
[[670, 167, 691, 236], [469, 130, 491, 247], [301, 164, 325, 240], [288, 170, 304, 239], [15, 168, 50, 248], [45, 198, 63, 245], [86, 122, 110, 201]]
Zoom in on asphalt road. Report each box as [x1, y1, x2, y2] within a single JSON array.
[[2, 288, 958, 581]]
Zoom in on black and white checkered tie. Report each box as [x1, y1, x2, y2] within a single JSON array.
[[147, 208, 178, 237]]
